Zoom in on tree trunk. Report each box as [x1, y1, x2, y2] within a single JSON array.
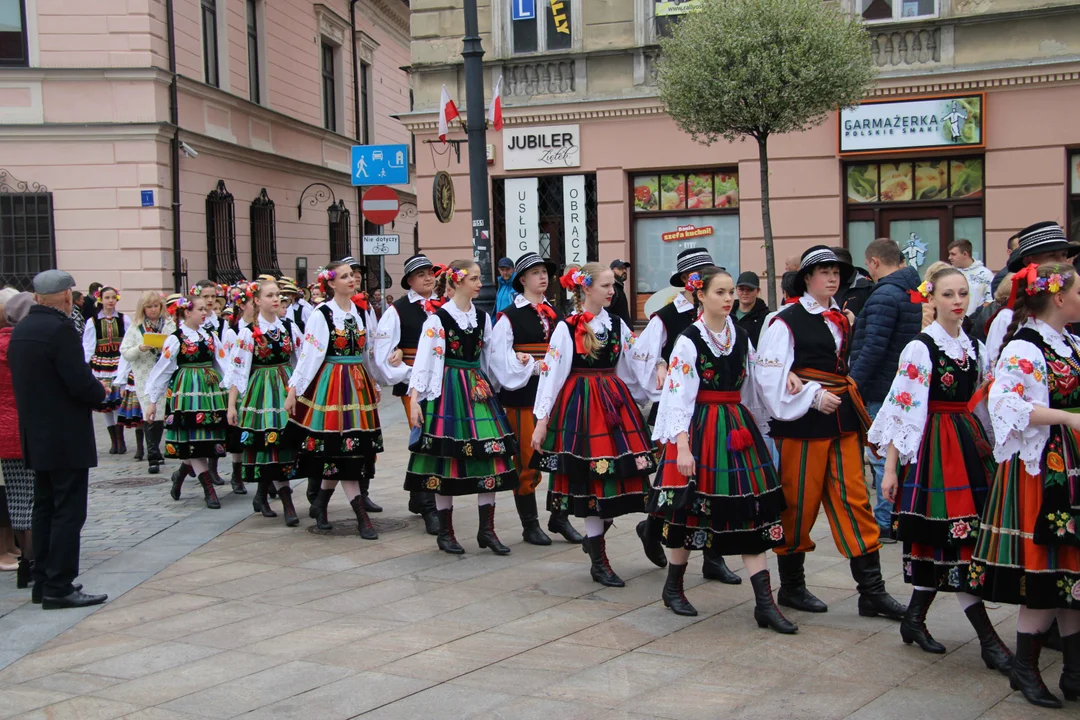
[[757, 135, 777, 310]]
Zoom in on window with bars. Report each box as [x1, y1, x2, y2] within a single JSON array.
[[0, 0, 29, 67], [0, 180, 55, 290], [246, 0, 261, 103], [206, 180, 244, 283], [202, 0, 219, 87], [250, 188, 280, 278], [322, 42, 337, 132], [329, 201, 351, 263]]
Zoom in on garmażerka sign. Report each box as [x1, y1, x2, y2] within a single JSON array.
[[839, 94, 984, 155]]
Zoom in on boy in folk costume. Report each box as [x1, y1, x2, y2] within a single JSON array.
[[755, 246, 905, 620], [373, 254, 441, 535], [490, 252, 583, 546]]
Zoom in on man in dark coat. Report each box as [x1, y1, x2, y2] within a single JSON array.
[[609, 259, 632, 325], [9, 270, 107, 609], [733, 271, 770, 345], [831, 247, 873, 317], [849, 239, 923, 542]]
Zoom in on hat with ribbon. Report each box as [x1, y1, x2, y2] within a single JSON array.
[[669, 248, 715, 288], [792, 245, 854, 297], [401, 254, 435, 290], [511, 252, 557, 294], [1007, 221, 1080, 272]]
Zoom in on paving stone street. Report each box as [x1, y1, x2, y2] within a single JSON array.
[[0, 401, 1066, 719]]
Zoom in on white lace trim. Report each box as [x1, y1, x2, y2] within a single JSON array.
[[444, 301, 478, 330], [1026, 319, 1074, 359], [990, 392, 1041, 471], [924, 322, 975, 362], [866, 414, 924, 466], [652, 407, 695, 445]]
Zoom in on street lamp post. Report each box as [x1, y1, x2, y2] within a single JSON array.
[[461, 0, 494, 310]]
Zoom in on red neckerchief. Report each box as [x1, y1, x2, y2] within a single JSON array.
[[424, 296, 446, 314], [350, 293, 369, 312], [564, 312, 595, 354], [535, 302, 556, 322]]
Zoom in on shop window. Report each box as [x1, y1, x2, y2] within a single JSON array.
[[1070, 152, 1080, 244], [510, 0, 574, 54], [844, 155, 983, 274], [249, 188, 280, 278], [202, 0, 219, 87], [0, 0, 28, 67], [0, 173, 54, 290], [631, 169, 740, 322], [329, 200, 350, 264], [860, 0, 937, 22], [206, 180, 244, 284]]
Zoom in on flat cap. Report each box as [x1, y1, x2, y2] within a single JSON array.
[[32, 269, 76, 295]]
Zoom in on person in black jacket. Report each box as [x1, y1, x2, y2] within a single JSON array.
[[733, 271, 770, 345], [609, 259, 632, 325], [831, 247, 873, 317], [9, 270, 108, 610]]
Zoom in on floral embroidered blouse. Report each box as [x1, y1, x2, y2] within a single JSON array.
[[651, 318, 769, 444], [867, 322, 988, 465], [288, 301, 382, 396], [144, 325, 229, 404], [408, 300, 497, 403], [532, 308, 647, 421], [225, 315, 304, 393]]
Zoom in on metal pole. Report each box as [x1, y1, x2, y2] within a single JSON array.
[[379, 255, 385, 315], [462, 0, 493, 311]]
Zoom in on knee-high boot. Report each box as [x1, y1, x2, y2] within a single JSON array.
[[776, 553, 828, 613], [115, 425, 127, 454], [253, 481, 277, 518], [146, 421, 164, 473], [133, 427, 145, 461], [107, 425, 118, 455]]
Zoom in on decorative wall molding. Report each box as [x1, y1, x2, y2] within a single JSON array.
[[315, 3, 350, 47]]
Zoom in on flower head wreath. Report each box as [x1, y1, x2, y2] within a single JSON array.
[[94, 287, 120, 303], [166, 296, 192, 316], [316, 267, 337, 293], [448, 267, 468, 285], [559, 268, 593, 290], [684, 272, 703, 294], [1014, 263, 1073, 297]]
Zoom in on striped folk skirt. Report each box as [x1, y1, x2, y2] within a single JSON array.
[[532, 369, 655, 519], [116, 372, 143, 427], [234, 363, 296, 483], [648, 392, 785, 554], [289, 356, 382, 480], [91, 350, 123, 412], [163, 363, 228, 460], [404, 359, 519, 496]]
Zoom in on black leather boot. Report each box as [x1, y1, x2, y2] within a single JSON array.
[[1060, 631, 1080, 702], [662, 563, 697, 616], [107, 425, 118, 454], [115, 425, 127, 454], [209, 457, 225, 486], [16, 556, 31, 589], [307, 475, 320, 518], [229, 462, 245, 494], [476, 504, 511, 555], [133, 427, 145, 461], [277, 486, 299, 527], [584, 535, 624, 587], [515, 493, 551, 546], [636, 517, 668, 569], [146, 421, 164, 473], [900, 589, 945, 653], [411, 491, 439, 535], [253, 481, 277, 517], [547, 511, 584, 544], [776, 553, 828, 613], [750, 569, 798, 634], [197, 471, 221, 509], [964, 602, 1013, 675], [436, 508, 464, 554], [169, 462, 193, 501], [702, 552, 742, 584], [312, 487, 334, 531], [850, 552, 905, 620], [350, 495, 378, 540], [1010, 632, 1062, 708], [360, 492, 383, 513]]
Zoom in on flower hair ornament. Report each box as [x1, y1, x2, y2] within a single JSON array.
[[684, 272, 703, 294], [448, 267, 468, 285], [1013, 263, 1073, 297], [94, 288, 120, 303], [166, 296, 192, 316], [316, 267, 337, 293], [908, 280, 932, 304], [559, 268, 592, 290]]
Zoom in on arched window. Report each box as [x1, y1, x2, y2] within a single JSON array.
[[206, 180, 244, 283], [250, 188, 280, 277]]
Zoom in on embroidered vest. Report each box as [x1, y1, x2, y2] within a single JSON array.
[[654, 301, 695, 366], [392, 295, 430, 396], [317, 305, 366, 358], [173, 328, 215, 367], [569, 314, 624, 371], [684, 324, 748, 393], [436, 307, 487, 363], [916, 333, 980, 404], [498, 302, 562, 408]]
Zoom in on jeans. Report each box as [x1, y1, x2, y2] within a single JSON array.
[[864, 401, 892, 530]]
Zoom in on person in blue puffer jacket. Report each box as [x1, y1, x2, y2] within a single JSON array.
[[849, 238, 923, 542]]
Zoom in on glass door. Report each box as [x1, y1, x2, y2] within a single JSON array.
[[880, 208, 948, 276]]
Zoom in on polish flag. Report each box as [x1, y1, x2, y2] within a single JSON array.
[[487, 76, 503, 132], [438, 85, 459, 143]]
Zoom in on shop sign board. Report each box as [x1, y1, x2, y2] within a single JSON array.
[[563, 174, 587, 266], [839, 94, 984, 155], [656, 0, 704, 16], [662, 224, 714, 243], [505, 177, 540, 256], [503, 124, 580, 171]]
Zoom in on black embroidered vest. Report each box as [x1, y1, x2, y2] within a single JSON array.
[[437, 307, 486, 363], [498, 302, 563, 408], [654, 301, 695, 366], [317, 305, 366, 358], [392, 295, 430, 396], [917, 333, 980, 404], [569, 314, 623, 371], [684, 324, 748, 393]]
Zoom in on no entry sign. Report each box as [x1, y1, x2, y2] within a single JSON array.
[[361, 186, 400, 225]]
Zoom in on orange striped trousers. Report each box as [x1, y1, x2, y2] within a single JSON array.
[[504, 406, 541, 496]]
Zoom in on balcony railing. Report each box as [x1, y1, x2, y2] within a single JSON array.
[[502, 58, 577, 97], [871, 26, 942, 69]]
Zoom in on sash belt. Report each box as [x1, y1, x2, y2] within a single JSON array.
[[794, 367, 872, 436], [697, 390, 742, 404]]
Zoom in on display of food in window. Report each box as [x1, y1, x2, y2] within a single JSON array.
[[633, 176, 659, 211], [660, 174, 686, 210], [686, 174, 713, 209], [880, 163, 913, 202], [914, 161, 948, 201], [714, 173, 739, 208], [847, 164, 879, 203], [950, 158, 984, 199]]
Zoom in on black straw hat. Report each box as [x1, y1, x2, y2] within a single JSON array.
[[669, 248, 715, 287], [1007, 221, 1080, 272], [511, 252, 557, 294], [792, 245, 853, 297], [400, 254, 435, 290]]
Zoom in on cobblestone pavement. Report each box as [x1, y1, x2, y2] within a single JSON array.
[[0, 401, 1064, 719]]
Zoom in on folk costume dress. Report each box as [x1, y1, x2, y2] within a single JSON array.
[[145, 325, 228, 460], [83, 310, 131, 412], [532, 308, 655, 519], [115, 353, 143, 427], [649, 318, 785, 554], [867, 322, 995, 592], [403, 302, 519, 496], [288, 301, 384, 482], [970, 319, 1080, 609]]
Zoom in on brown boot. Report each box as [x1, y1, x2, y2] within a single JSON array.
[[197, 471, 221, 509]]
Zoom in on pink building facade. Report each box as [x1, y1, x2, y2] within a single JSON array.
[[0, 0, 416, 310]]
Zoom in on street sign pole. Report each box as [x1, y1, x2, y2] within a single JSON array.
[[379, 224, 385, 315], [462, 0, 494, 311]]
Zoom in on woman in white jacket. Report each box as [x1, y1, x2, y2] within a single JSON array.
[[119, 291, 175, 473]]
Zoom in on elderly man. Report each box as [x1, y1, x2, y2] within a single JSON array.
[[9, 270, 107, 609]]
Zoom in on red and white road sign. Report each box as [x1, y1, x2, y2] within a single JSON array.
[[361, 186, 399, 225]]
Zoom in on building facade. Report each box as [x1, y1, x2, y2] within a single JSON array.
[[0, 0, 415, 308], [404, 0, 1080, 321]]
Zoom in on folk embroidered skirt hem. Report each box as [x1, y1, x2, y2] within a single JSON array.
[[91, 353, 123, 412], [404, 361, 519, 496], [163, 364, 227, 460], [116, 373, 143, 427], [288, 357, 382, 480], [647, 400, 786, 554], [236, 364, 297, 482], [967, 427, 1080, 608]]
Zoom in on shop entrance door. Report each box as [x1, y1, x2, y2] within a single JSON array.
[[879, 208, 949, 276]]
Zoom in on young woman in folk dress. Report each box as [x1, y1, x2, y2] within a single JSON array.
[[868, 267, 1012, 672], [83, 286, 131, 454], [404, 259, 520, 555], [968, 262, 1080, 708], [287, 262, 384, 539], [531, 262, 656, 587], [144, 296, 229, 509], [219, 285, 258, 496], [649, 267, 793, 629]]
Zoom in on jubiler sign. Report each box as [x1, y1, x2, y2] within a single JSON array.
[[503, 124, 581, 171], [839, 94, 984, 155]]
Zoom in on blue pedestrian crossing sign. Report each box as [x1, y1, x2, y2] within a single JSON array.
[[351, 144, 410, 186]]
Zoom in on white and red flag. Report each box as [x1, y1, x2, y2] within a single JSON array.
[[438, 85, 459, 143], [487, 75, 503, 132]]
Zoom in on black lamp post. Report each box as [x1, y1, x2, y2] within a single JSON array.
[[462, 0, 494, 310]]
